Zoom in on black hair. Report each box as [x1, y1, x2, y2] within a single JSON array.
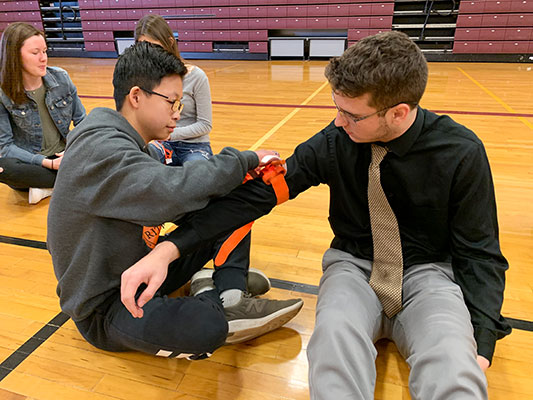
[[112, 41, 186, 111]]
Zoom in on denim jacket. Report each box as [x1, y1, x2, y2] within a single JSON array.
[[0, 66, 86, 165]]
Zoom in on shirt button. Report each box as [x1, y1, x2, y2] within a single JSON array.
[[21, 111, 25, 115], [51, 106, 54, 110], [57, 120, 62, 124], [63, 101, 67, 105]]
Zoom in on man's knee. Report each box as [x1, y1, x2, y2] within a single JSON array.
[[407, 336, 487, 400], [410, 333, 477, 366]]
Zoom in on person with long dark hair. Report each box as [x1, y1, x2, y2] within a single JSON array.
[[135, 14, 213, 166], [0, 22, 85, 203]]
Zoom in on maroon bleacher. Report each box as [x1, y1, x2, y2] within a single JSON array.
[[0, 0, 43, 36], [1, 0, 531, 57], [454, 0, 533, 54], [75, 0, 395, 55]]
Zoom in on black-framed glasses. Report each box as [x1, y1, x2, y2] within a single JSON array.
[[140, 87, 183, 112], [331, 92, 413, 125]]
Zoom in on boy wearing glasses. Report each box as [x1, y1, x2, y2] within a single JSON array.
[[47, 42, 302, 360], [152, 32, 510, 398]]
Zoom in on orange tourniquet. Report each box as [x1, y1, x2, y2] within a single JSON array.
[[214, 160, 289, 267], [152, 141, 173, 164]]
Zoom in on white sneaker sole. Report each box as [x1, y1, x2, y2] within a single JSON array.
[[190, 267, 271, 295], [28, 188, 53, 204], [225, 299, 303, 344], [190, 268, 216, 281]]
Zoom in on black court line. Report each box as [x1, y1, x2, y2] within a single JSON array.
[[0, 312, 69, 382], [0, 235, 47, 250], [506, 317, 533, 332], [270, 277, 319, 295]]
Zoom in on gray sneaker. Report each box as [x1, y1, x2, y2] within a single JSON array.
[[190, 267, 271, 297], [225, 294, 304, 344]]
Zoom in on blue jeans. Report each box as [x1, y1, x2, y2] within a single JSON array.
[[150, 140, 213, 166]]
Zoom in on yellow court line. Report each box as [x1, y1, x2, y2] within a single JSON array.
[[249, 80, 331, 150], [457, 67, 533, 130], [210, 64, 241, 74]]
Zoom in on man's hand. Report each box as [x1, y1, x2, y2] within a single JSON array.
[[120, 241, 180, 318], [477, 355, 490, 372]]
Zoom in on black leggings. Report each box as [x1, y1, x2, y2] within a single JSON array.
[[0, 158, 56, 189]]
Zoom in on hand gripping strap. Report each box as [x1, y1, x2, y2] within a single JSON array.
[[214, 160, 289, 267]]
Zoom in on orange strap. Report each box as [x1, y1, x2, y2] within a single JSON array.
[[214, 159, 289, 267], [260, 161, 289, 205], [214, 222, 254, 267], [152, 141, 173, 164]]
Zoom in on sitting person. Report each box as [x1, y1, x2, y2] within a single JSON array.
[[141, 32, 511, 398], [47, 42, 303, 360], [0, 22, 85, 203], [135, 14, 213, 165]]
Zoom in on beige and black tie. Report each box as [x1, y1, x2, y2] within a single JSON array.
[[367, 144, 403, 318]]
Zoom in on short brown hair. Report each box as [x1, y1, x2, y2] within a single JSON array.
[[135, 14, 182, 61], [0, 22, 45, 104], [325, 31, 428, 110]]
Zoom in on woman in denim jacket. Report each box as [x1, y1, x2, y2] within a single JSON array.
[[0, 22, 85, 203]]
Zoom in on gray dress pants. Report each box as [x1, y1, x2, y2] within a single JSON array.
[[308, 248, 488, 400]]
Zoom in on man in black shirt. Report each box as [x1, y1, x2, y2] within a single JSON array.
[[123, 32, 511, 399]]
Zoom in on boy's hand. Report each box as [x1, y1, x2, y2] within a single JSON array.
[[120, 241, 180, 318], [254, 150, 281, 167], [251, 150, 286, 179]]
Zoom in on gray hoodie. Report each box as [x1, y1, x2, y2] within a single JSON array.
[[47, 107, 258, 321]]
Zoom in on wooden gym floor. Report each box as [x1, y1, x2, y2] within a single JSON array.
[[0, 58, 532, 399]]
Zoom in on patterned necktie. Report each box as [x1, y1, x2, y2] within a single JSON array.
[[368, 144, 403, 318]]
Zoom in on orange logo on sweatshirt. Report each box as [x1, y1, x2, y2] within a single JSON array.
[[142, 225, 162, 249]]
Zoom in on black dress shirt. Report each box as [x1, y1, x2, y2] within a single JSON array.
[[169, 107, 511, 362]]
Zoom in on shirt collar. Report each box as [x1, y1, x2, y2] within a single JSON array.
[[42, 67, 59, 89], [376, 106, 424, 157]]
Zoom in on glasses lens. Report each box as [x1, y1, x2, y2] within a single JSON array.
[[339, 110, 356, 124], [172, 100, 182, 112]]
